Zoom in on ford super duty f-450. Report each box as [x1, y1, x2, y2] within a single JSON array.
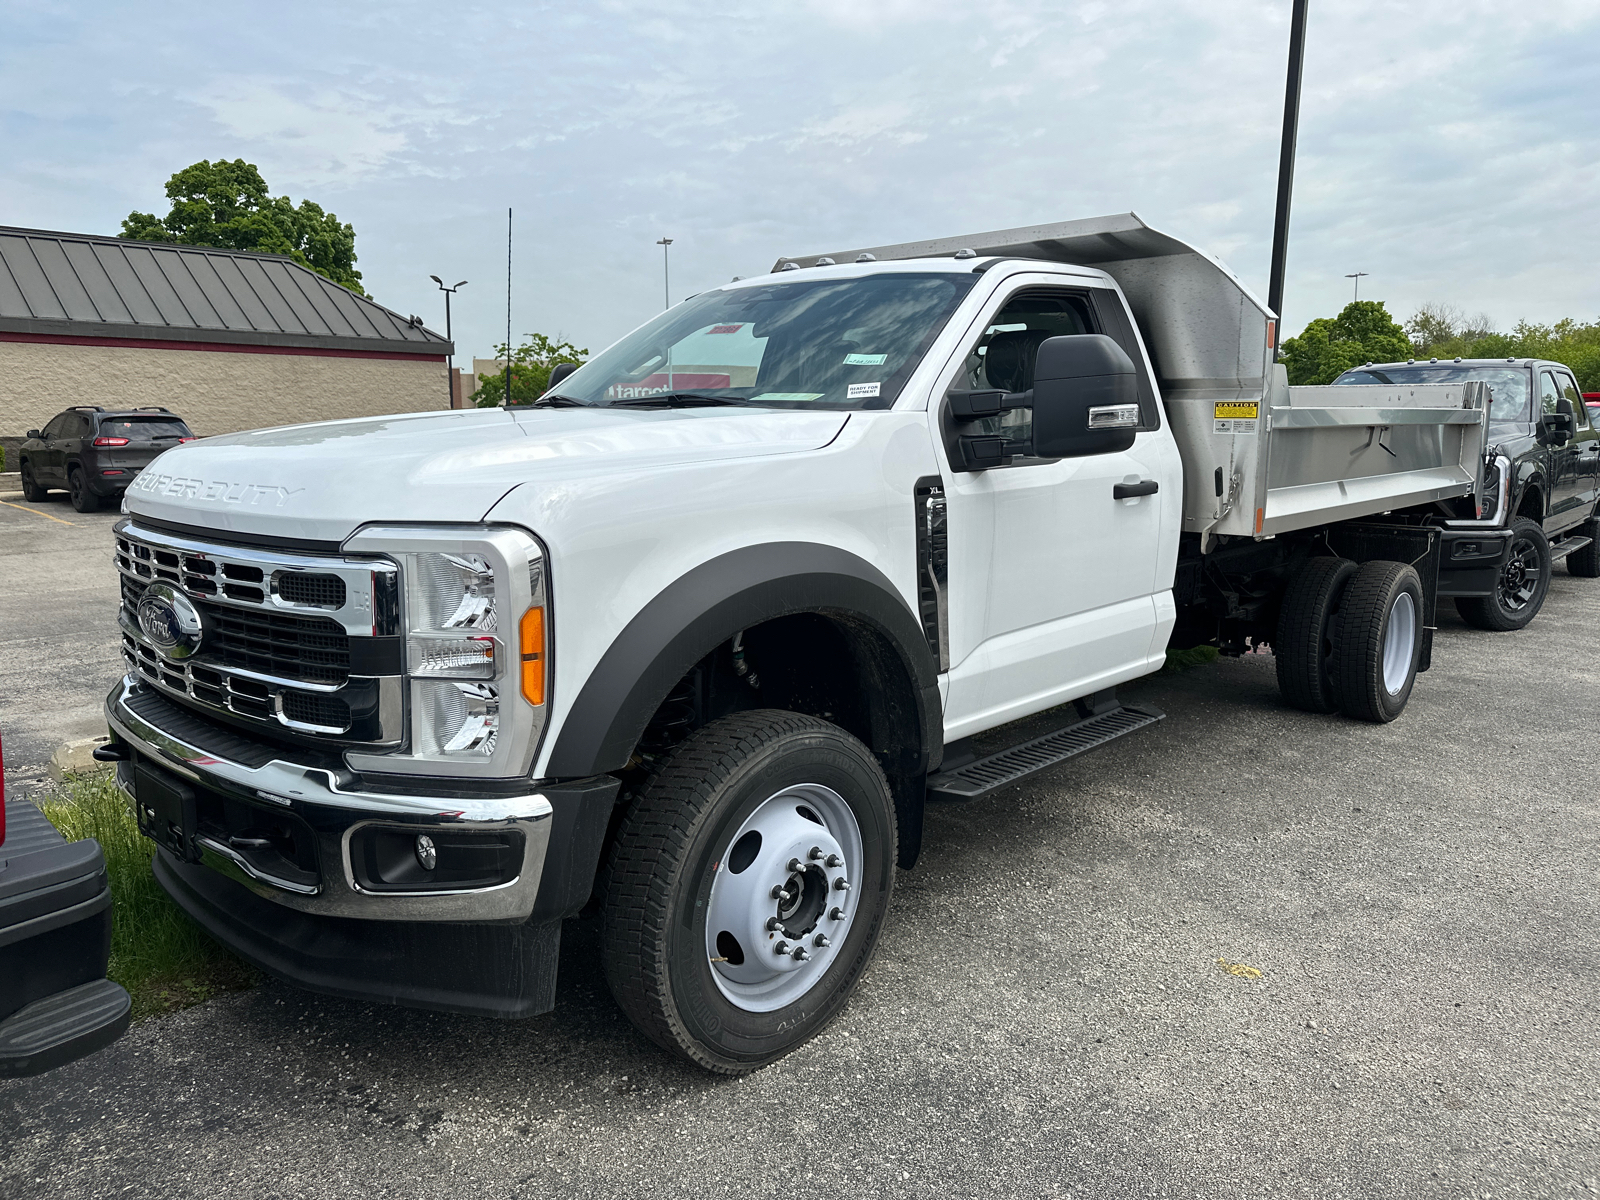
[[101, 214, 1512, 1072]]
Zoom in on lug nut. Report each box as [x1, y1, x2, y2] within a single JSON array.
[[807, 846, 825, 861], [834, 878, 850, 892], [774, 941, 791, 955], [766, 917, 785, 932], [787, 857, 805, 873], [830, 907, 846, 921], [770, 885, 786, 899], [792, 947, 811, 962], [825, 853, 844, 868], [813, 934, 830, 949]]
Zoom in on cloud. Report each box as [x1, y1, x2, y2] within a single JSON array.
[[190, 79, 412, 190], [1, 0, 1596, 357]]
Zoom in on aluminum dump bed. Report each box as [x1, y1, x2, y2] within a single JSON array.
[[779, 213, 1489, 545]]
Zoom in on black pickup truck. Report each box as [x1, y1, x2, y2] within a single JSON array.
[[1334, 358, 1600, 629]]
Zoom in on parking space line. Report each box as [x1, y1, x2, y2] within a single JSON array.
[[0, 499, 77, 526]]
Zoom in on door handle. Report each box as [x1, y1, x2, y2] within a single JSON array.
[[1113, 479, 1159, 499]]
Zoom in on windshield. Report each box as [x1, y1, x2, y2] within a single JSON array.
[[542, 273, 975, 410], [1332, 365, 1531, 423]]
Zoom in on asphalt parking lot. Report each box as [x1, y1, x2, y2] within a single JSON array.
[[1, 545, 1597, 1198], [0, 490, 125, 785]]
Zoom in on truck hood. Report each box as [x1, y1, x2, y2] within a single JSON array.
[[123, 406, 850, 543]]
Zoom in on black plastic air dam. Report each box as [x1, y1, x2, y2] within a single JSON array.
[[153, 851, 563, 1018]]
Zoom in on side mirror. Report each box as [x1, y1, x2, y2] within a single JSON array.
[[547, 362, 579, 389], [1030, 335, 1140, 458], [26, 429, 42, 440], [1537, 412, 1574, 445]]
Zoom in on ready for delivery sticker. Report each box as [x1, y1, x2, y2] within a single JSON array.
[[1214, 400, 1259, 434]]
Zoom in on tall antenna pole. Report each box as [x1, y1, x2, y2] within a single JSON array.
[[1267, 0, 1310, 355], [1344, 271, 1368, 302], [505, 207, 513, 407], [657, 237, 673, 310]]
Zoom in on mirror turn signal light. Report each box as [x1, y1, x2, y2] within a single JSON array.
[[519, 606, 545, 706]]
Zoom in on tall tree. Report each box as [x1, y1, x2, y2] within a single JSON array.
[[1280, 300, 1412, 385], [121, 159, 363, 294]]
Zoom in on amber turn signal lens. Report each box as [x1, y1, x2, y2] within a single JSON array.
[[519, 606, 545, 706]]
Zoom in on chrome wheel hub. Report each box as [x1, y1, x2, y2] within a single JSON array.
[[704, 783, 862, 1013]]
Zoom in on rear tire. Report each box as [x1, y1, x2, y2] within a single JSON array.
[[1275, 556, 1358, 713], [1566, 515, 1600, 578], [1337, 561, 1423, 723], [601, 710, 896, 1074], [1455, 517, 1549, 630], [68, 468, 100, 513], [19, 461, 48, 502]]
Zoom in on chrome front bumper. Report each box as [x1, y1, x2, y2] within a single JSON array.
[[106, 677, 553, 922]]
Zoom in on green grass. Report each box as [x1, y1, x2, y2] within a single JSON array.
[[1163, 644, 1221, 673], [38, 773, 257, 1019]]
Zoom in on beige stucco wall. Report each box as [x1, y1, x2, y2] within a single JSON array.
[[0, 341, 449, 438]]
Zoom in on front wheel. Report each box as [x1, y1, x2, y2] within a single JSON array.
[[1455, 516, 1550, 631], [19, 461, 48, 502], [601, 710, 897, 1074]]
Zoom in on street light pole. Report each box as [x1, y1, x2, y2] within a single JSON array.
[[1267, 0, 1310, 356], [1344, 271, 1369, 303], [657, 237, 673, 310], [430, 276, 468, 407]]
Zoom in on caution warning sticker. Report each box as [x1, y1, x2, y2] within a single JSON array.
[[1214, 399, 1259, 434]]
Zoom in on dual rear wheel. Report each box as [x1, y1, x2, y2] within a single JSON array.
[[1276, 556, 1423, 723]]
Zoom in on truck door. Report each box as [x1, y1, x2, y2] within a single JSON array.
[[1541, 369, 1588, 530], [936, 282, 1178, 737], [1557, 369, 1600, 518]]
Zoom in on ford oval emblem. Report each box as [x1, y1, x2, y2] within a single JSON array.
[[136, 583, 205, 661]]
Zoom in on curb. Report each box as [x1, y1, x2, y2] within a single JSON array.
[[50, 735, 114, 781]]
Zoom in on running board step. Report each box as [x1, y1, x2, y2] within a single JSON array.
[[1550, 536, 1592, 561], [925, 704, 1165, 800]]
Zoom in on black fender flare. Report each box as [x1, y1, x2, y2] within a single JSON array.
[[544, 542, 942, 863]]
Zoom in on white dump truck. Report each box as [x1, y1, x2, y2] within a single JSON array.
[[102, 213, 1509, 1072]]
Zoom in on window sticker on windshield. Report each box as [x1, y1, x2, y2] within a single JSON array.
[[843, 353, 887, 366], [708, 324, 744, 334], [1213, 400, 1258, 434], [754, 392, 826, 403], [847, 382, 881, 399]]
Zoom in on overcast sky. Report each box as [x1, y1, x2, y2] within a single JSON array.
[[4, 0, 1597, 362]]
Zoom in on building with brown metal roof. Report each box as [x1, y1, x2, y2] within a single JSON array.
[[0, 226, 453, 455]]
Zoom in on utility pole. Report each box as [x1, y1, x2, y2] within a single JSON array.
[[1344, 271, 1369, 302], [657, 237, 673, 310], [430, 276, 467, 407], [1267, 0, 1310, 356], [505, 208, 513, 408]]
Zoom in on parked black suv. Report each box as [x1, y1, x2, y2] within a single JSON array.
[[18, 407, 194, 513], [1334, 359, 1600, 629]]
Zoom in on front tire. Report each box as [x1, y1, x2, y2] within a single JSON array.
[[1337, 561, 1423, 723], [19, 461, 48, 502], [1455, 516, 1550, 630], [601, 710, 897, 1074]]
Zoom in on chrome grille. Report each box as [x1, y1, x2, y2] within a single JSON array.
[[197, 600, 349, 685], [115, 519, 402, 746]]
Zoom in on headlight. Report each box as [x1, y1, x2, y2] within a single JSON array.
[[340, 526, 549, 778]]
